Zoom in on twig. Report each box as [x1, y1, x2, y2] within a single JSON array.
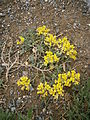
[[1, 41, 7, 64], [6, 54, 18, 82], [16, 62, 51, 73], [1, 41, 19, 82], [8, 40, 13, 63]]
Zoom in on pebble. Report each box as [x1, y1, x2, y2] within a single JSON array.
[[42, 108, 46, 113], [10, 89, 14, 96], [0, 13, 6, 17], [35, 116, 44, 120], [87, 24, 90, 26], [45, 0, 48, 2], [16, 99, 22, 106], [62, 9, 65, 12], [11, 107, 16, 112]]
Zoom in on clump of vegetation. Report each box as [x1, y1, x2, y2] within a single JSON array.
[[16, 25, 80, 101], [37, 70, 80, 99], [0, 107, 33, 120], [1, 25, 86, 119], [66, 78, 90, 120]]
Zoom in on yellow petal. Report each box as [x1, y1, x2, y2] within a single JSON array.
[[21, 86, 25, 91], [19, 36, 24, 42]]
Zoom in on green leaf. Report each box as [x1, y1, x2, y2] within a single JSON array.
[[0, 79, 3, 87], [27, 107, 33, 120]]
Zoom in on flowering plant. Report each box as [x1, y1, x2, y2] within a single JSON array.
[[17, 25, 80, 101]]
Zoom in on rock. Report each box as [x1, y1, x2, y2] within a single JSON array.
[[87, 24, 90, 26], [45, 0, 48, 2], [0, 13, 6, 17], [42, 108, 46, 113], [35, 116, 44, 120], [84, 0, 90, 10], [11, 107, 16, 112], [16, 97, 22, 107], [10, 89, 14, 96]]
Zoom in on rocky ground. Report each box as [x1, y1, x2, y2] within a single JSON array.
[[0, 0, 90, 119]]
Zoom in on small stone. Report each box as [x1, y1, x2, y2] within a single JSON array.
[[10, 89, 14, 96], [0, 13, 6, 17], [42, 108, 46, 113], [85, 65, 88, 68], [73, 23, 77, 29], [45, 0, 48, 2], [11, 107, 16, 112], [7, 24, 10, 27], [47, 111, 49, 114], [87, 24, 90, 26], [16, 99, 22, 106], [62, 9, 65, 12], [80, 50, 82, 53]]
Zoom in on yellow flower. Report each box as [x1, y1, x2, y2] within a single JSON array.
[[54, 94, 58, 100], [17, 80, 21, 86], [53, 54, 59, 62], [17, 36, 24, 45], [44, 34, 57, 47], [44, 51, 59, 66], [62, 73, 67, 81], [26, 85, 30, 91], [37, 82, 44, 90], [74, 81, 79, 85], [37, 25, 50, 36], [21, 86, 25, 91], [67, 71, 71, 77], [43, 91, 48, 97], [20, 76, 28, 81], [17, 76, 31, 91], [75, 73, 80, 80], [50, 65, 54, 70], [64, 81, 71, 87]]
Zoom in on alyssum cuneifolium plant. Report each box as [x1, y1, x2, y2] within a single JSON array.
[[17, 76, 31, 91], [16, 25, 80, 101], [37, 26, 77, 60], [37, 70, 80, 100]]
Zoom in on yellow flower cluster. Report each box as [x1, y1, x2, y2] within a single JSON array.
[[17, 76, 31, 91], [17, 36, 24, 45], [37, 70, 80, 99], [36, 25, 50, 36], [60, 37, 77, 60], [55, 70, 80, 87], [37, 81, 64, 100], [37, 26, 77, 60], [44, 36, 77, 60], [44, 51, 59, 66], [44, 34, 57, 46]]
